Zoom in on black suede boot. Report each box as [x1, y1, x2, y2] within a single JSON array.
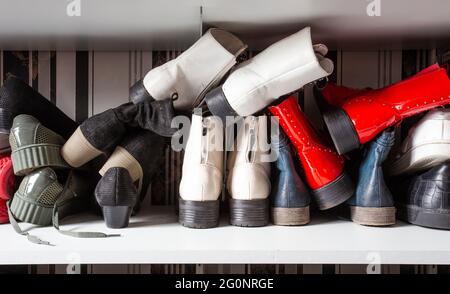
[[0, 76, 78, 153], [61, 99, 176, 168]]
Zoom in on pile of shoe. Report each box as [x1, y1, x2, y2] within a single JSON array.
[[315, 63, 450, 228]]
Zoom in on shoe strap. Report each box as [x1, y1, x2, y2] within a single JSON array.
[[6, 201, 54, 246]]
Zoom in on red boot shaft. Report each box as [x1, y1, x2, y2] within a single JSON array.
[[324, 64, 450, 154], [321, 82, 368, 107], [270, 96, 354, 210]]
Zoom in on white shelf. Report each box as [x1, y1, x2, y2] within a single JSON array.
[[1, 206, 450, 265]]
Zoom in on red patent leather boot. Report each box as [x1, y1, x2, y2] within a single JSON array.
[[269, 96, 354, 210], [320, 82, 368, 107], [322, 64, 450, 154], [0, 154, 14, 224]]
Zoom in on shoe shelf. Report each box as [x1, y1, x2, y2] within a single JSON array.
[[1, 206, 450, 265]]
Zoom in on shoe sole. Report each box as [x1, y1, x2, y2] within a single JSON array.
[[398, 203, 450, 230], [11, 143, 68, 176], [312, 172, 354, 210], [388, 142, 450, 176], [350, 206, 396, 226], [322, 107, 360, 155], [61, 127, 103, 168], [229, 198, 269, 227], [102, 206, 133, 229], [10, 191, 53, 226], [271, 206, 310, 226], [179, 198, 220, 229]]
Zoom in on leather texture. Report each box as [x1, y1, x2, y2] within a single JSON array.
[[95, 167, 138, 207], [0, 76, 78, 139], [78, 98, 176, 152], [388, 108, 450, 175], [227, 116, 271, 200], [339, 64, 450, 144], [402, 163, 450, 211], [347, 129, 395, 207], [270, 128, 310, 208], [141, 28, 246, 111], [269, 96, 345, 190], [320, 82, 368, 107], [206, 27, 333, 117], [179, 114, 224, 202]]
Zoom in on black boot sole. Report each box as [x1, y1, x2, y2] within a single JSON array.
[[229, 198, 269, 227], [312, 172, 354, 210], [398, 204, 450, 230], [322, 107, 360, 155], [179, 198, 220, 229]]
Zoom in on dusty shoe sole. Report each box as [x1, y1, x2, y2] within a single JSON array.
[[179, 198, 220, 229], [271, 206, 310, 226], [61, 127, 103, 168], [398, 204, 450, 230], [229, 198, 269, 227], [312, 172, 354, 210], [350, 206, 396, 226], [11, 143, 68, 176]]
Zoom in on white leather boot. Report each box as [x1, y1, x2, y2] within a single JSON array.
[[179, 114, 224, 228], [205, 27, 334, 121], [227, 115, 271, 227], [130, 28, 246, 111]]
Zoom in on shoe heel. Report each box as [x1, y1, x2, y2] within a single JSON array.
[[129, 79, 154, 104], [323, 108, 360, 155], [229, 198, 269, 227], [312, 172, 354, 210], [350, 206, 396, 226], [179, 198, 220, 229], [61, 127, 103, 168], [102, 206, 132, 228], [11, 144, 68, 175], [271, 206, 310, 226]]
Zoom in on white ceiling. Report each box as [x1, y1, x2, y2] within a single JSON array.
[[0, 0, 448, 50]]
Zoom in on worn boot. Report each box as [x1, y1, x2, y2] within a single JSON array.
[[347, 129, 396, 226], [0, 76, 78, 153], [227, 116, 271, 227], [396, 163, 450, 230], [96, 129, 166, 228], [205, 27, 333, 121], [269, 96, 354, 210], [388, 108, 450, 176], [322, 64, 450, 155], [130, 28, 246, 110], [9, 115, 68, 176], [270, 128, 311, 226], [179, 114, 224, 229], [61, 99, 175, 168]]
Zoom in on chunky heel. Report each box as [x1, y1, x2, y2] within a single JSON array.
[[322, 108, 360, 155], [11, 144, 68, 175], [271, 206, 310, 226], [129, 79, 154, 104], [312, 172, 354, 210], [229, 198, 269, 227], [350, 206, 396, 226], [179, 198, 220, 229], [102, 206, 132, 229]]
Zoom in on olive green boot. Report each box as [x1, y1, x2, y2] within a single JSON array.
[[9, 114, 68, 176]]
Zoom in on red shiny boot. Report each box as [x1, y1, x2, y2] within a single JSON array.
[[0, 154, 14, 201], [322, 64, 450, 154], [269, 96, 354, 210], [321, 82, 368, 107], [0, 199, 8, 224]]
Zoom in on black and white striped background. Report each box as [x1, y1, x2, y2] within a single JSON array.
[[0, 48, 449, 274]]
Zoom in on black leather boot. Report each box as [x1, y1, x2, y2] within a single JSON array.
[[95, 129, 166, 228], [0, 76, 78, 153], [61, 99, 176, 168]]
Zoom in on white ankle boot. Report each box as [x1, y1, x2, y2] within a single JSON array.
[[227, 116, 271, 227], [205, 27, 334, 121], [130, 28, 246, 111], [179, 114, 224, 228]]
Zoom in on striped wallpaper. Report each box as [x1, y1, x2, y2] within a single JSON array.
[[0, 48, 449, 274]]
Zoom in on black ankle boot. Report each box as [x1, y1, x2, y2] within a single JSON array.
[[0, 76, 78, 152], [61, 99, 175, 168]]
